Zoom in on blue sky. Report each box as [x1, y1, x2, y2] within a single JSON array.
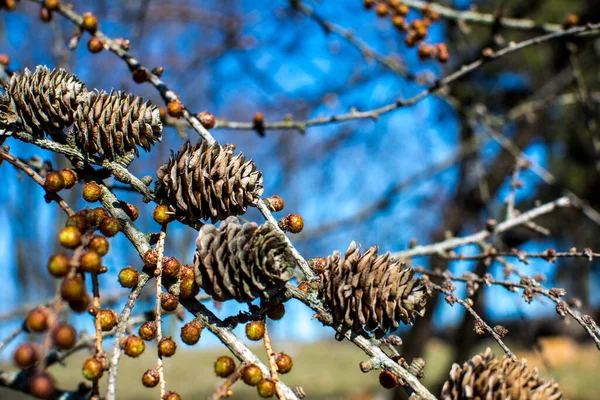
[[0, 0, 597, 359]]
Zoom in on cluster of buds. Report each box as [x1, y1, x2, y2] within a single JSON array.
[[363, 0, 449, 63]]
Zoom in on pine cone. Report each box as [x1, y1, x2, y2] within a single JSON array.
[[4, 66, 86, 135], [0, 93, 18, 140], [440, 348, 562, 400], [315, 242, 427, 336], [156, 140, 263, 224], [71, 90, 162, 160], [194, 217, 294, 302]]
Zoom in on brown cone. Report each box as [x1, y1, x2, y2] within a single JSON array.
[[315, 242, 427, 336], [4, 66, 86, 136], [72, 90, 162, 160], [440, 348, 562, 400], [194, 217, 294, 302], [156, 140, 263, 224]]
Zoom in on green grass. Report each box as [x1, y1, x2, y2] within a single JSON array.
[[1, 337, 598, 399]]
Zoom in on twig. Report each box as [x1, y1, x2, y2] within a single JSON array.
[[289, 0, 425, 83], [393, 196, 571, 259], [214, 23, 600, 133], [284, 283, 435, 400], [154, 229, 167, 399], [263, 324, 284, 400], [97, 188, 300, 400], [420, 268, 600, 350], [0, 147, 75, 216], [208, 362, 247, 400], [91, 272, 103, 398], [0, 326, 23, 353], [398, 0, 565, 33], [429, 282, 516, 359], [442, 248, 600, 263]]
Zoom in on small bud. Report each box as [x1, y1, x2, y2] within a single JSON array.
[[379, 370, 399, 389], [138, 321, 157, 341], [90, 207, 109, 225], [418, 44, 433, 60], [153, 205, 174, 225], [392, 15, 406, 30], [275, 353, 293, 374], [493, 325, 508, 338], [142, 369, 160, 388], [3, 0, 17, 11], [66, 214, 90, 233], [82, 357, 103, 380], [412, 19, 428, 39], [257, 378, 277, 398], [52, 323, 77, 350], [143, 248, 160, 270], [245, 321, 265, 341], [82, 12, 98, 33], [118, 266, 139, 288], [242, 364, 263, 386], [181, 320, 202, 345], [44, 0, 60, 11], [198, 111, 216, 130], [88, 235, 109, 256], [563, 14, 579, 29], [82, 182, 103, 202], [161, 293, 179, 312], [167, 100, 184, 118], [47, 253, 71, 278], [68, 294, 91, 314], [265, 195, 285, 212], [60, 275, 86, 302], [40, 7, 53, 22], [309, 257, 327, 273], [59, 169, 78, 188], [28, 372, 55, 399], [25, 307, 49, 333], [158, 337, 177, 357], [267, 303, 286, 321], [159, 107, 167, 122], [151, 66, 164, 77], [80, 250, 102, 273], [121, 335, 145, 358], [214, 356, 236, 377], [87, 38, 104, 54], [163, 391, 181, 400], [122, 202, 139, 221], [114, 38, 130, 50], [99, 217, 120, 237], [278, 214, 304, 233], [363, 0, 375, 9], [132, 68, 149, 84], [397, 3, 409, 16], [44, 171, 65, 193], [98, 309, 118, 331], [375, 3, 388, 17], [436, 50, 449, 63], [180, 276, 200, 298], [405, 33, 417, 48], [181, 264, 195, 280], [14, 343, 39, 369], [253, 112, 265, 136], [162, 256, 181, 279]]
